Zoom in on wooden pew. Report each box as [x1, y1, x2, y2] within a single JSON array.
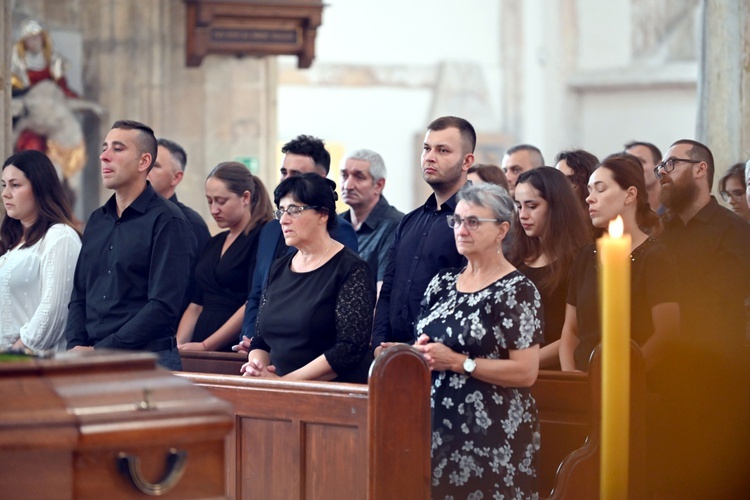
[[542, 343, 648, 500], [180, 343, 647, 499], [177, 345, 431, 500], [180, 350, 245, 375]]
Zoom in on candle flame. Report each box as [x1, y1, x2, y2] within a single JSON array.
[[608, 216, 624, 238]]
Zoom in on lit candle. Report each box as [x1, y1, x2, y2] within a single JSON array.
[[599, 215, 631, 499]]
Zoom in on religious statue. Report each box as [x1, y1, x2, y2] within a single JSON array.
[[10, 19, 103, 186]]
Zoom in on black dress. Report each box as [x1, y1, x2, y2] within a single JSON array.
[[567, 238, 679, 370], [191, 225, 263, 351], [252, 247, 374, 383], [518, 263, 568, 347], [416, 268, 544, 500]]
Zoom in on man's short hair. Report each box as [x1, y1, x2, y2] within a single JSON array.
[[671, 139, 715, 190], [282, 134, 331, 174], [427, 116, 477, 154], [506, 144, 545, 167], [344, 149, 387, 182], [111, 120, 157, 172], [157, 138, 187, 171], [624, 140, 662, 165]]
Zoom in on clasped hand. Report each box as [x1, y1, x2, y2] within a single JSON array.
[[240, 357, 279, 378], [413, 334, 459, 372]]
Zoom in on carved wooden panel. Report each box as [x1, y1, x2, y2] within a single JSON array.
[[184, 0, 324, 68]]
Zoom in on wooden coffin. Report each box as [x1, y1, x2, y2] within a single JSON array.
[[0, 350, 234, 499]]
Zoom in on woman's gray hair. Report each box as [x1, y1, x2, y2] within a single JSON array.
[[457, 182, 515, 223]]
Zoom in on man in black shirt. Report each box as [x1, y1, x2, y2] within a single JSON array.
[[339, 148, 404, 295], [371, 116, 475, 357], [150, 138, 211, 315], [65, 120, 195, 370], [653, 139, 750, 497], [150, 138, 210, 253]]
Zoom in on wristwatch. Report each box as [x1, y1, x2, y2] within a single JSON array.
[[463, 356, 477, 376]]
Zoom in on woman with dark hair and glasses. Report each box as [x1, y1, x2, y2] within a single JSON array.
[[560, 153, 680, 372], [177, 162, 273, 352], [414, 183, 543, 499], [0, 150, 81, 352], [242, 173, 374, 383], [718, 163, 750, 222], [510, 167, 592, 368]]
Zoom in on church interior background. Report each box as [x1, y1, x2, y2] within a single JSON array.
[[1, 0, 748, 229]]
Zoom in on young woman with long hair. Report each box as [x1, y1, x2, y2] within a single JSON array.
[[510, 167, 592, 368], [559, 153, 680, 372], [177, 162, 273, 352], [0, 150, 81, 351]]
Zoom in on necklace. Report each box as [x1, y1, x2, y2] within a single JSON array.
[[314, 238, 334, 269], [460, 261, 505, 291], [297, 237, 333, 271]]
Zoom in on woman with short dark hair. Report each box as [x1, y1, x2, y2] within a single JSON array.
[[242, 173, 374, 382], [0, 150, 81, 351]]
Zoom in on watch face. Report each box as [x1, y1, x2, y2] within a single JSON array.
[[463, 357, 476, 374]]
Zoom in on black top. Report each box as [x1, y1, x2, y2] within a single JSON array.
[[169, 193, 211, 315], [340, 196, 404, 284], [240, 216, 359, 340], [191, 225, 263, 351], [252, 247, 374, 383], [66, 183, 195, 349], [371, 190, 465, 347], [518, 263, 567, 347], [659, 198, 750, 348], [169, 193, 211, 254], [567, 238, 679, 370]]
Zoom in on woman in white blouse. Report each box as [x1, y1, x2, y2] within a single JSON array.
[[0, 150, 81, 351]]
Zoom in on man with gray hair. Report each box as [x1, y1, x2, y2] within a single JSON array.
[[340, 149, 404, 294]]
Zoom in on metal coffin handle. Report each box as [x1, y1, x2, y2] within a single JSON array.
[[117, 448, 188, 496]]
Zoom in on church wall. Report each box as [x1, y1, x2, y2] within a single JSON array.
[[8, 0, 276, 230]]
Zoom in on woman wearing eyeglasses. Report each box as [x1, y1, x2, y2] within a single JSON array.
[[510, 167, 592, 369], [559, 153, 680, 372], [718, 163, 750, 222], [242, 173, 374, 383], [177, 163, 274, 352], [414, 183, 543, 499]]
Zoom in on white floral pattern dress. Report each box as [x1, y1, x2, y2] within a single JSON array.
[[416, 268, 543, 500]]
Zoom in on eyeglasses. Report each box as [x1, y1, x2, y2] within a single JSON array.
[[273, 205, 322, 220], [654, 157, 701, 179], [446, 214, 501, 230], [720, 189, 746, 202]]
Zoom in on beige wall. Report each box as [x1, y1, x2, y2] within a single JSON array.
[[6, 0, 277, 230]]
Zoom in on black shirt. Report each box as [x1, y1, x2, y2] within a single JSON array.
[[371, 191, 465, 347], [567, 238, 679, 370], [66, 183, 196, 349], [340, 195, 404, 284], [191, 225, 262, 351], [659, 197, 750, 350], [169, 193, 211, 254], [169, 193, 211, 315], [253, 247, 374, 383]]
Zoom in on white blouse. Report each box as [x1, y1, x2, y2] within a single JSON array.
[[0, 223, 81, 351]]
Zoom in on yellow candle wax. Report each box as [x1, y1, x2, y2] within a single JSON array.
[[598, 216, 631, 500]]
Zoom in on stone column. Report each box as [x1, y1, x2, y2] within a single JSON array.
[[696, 0, 747, 183], [1, 0, 11, 162]]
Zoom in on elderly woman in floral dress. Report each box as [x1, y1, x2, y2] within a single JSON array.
[[415, 183, 543, 499]]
